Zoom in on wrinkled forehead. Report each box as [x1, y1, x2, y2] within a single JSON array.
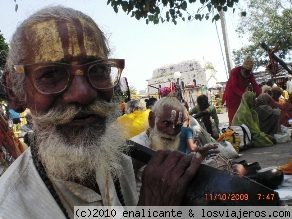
[[25, 17, 106, 63]]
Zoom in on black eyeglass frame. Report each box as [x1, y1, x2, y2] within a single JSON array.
[[13, 58, 125, 95]]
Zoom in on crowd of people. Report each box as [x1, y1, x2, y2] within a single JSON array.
[[0, 5, 291, 218]]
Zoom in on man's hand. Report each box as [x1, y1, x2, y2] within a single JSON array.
[[197, 143, 219, 159], [138, 150, 203, 205]]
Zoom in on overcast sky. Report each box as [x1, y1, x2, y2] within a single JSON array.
[[0, 0, 246, 92]]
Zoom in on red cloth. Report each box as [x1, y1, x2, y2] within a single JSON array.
[[227, 107, 237, 126], [222, 66, 261, 123]]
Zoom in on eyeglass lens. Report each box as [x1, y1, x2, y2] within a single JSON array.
[[32, 63, 119, 94]]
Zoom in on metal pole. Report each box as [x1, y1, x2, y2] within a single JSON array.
[[219, 10, 232, 74]]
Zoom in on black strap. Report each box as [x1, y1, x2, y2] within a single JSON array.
[[114, 178, 126, 206], [240, 125, 251, 146]]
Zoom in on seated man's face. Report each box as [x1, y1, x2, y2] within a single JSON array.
[[149, 105, 185, 151], [20, 18, 124, 181]]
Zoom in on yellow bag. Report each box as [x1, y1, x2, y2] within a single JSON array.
[[116, 109, 150, 139], [217, 127, 241, 152]]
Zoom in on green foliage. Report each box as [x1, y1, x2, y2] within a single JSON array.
[[233, 0, 292, 69], [0, 32, 9, 70], [129, 85, 137, 96], [205, 62, 215, 70], [106, 0, 242, 24]]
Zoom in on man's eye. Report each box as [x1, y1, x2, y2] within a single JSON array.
[[35, 66, 67, 83], [162, 121, 172, 127], [89, 64, 110, 79]]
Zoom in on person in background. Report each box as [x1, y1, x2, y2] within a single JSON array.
[[8, 108, 20, 125], [130, 96, 218, 194], [20, 113, 34, 145], [232, 91, 274, 147], [118, 101, 126, 115], [261, 82, 272, 95], [189, 94, 219, 139], [254, 93, 281, 136], [144, 97, 157, 110], [279, 94, 292, 127], [222, 56, 261, 124], [131, 96, 216, 153], [0, 6, 204, 218], [271, 86, 285, 105], [0, 111, 25, 176], [282, 85, 289, 101], [125, 99, 145, 114], [116, 99, 149, 139], [286, 76, 292, 94], [178, 112, 199, 154]]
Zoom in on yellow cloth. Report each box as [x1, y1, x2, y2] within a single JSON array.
[[282, 90, 289, 100], [116, 109, 150, 139]]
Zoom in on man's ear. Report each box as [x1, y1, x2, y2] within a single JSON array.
[[3, 71, 27, 113], [148, 111, 155, 128]]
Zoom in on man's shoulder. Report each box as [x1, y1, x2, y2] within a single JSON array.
[[0, 148, 65, 218], [0, 149, 32, 197], [230, 66, 242, 76]]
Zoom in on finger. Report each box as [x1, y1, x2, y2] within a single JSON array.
[[180, 152, 203, 185], [160, 150, 185, 171], [171, 152, 194, 177], [148, 150, 171, 166], [142, 150, 171, 182]]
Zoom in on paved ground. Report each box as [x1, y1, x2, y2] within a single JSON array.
[[217, 109, 291, 168]]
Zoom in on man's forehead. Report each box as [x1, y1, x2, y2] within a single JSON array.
[[25, 18, 105, 63], [160, 105, 183, 118]]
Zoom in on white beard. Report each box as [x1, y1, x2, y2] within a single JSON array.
[[148, 126, 180, 151], [31, 101, 127, 182], [35, 121, 126, 182]]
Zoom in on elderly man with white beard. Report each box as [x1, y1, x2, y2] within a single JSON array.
[[131, 96, 218, 195], [0, 6, 210, 219], [131, 96, 217, 153], [132, 96, 187, 150]]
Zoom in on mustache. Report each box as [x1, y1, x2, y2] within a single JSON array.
[[150, 128, 180, 142], [32, 100, 116, 126], [154, 129, 180, 141]]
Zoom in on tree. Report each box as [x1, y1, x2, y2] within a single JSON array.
[[106, 0, 244, 24], [129, 85, 138, 98], [0, 31, 9, 71], [233, 0, 292, 69]]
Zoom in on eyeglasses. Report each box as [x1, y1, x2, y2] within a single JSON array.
[[14, 59, 124, 95]]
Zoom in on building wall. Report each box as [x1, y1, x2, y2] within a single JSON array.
[[147, 60, 206, 96]]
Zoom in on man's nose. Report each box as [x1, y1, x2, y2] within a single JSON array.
[[166, 125, 181, 136], [62, 76, 97, 105]]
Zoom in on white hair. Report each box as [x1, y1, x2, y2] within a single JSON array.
[[151, 96, 187, 120]]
